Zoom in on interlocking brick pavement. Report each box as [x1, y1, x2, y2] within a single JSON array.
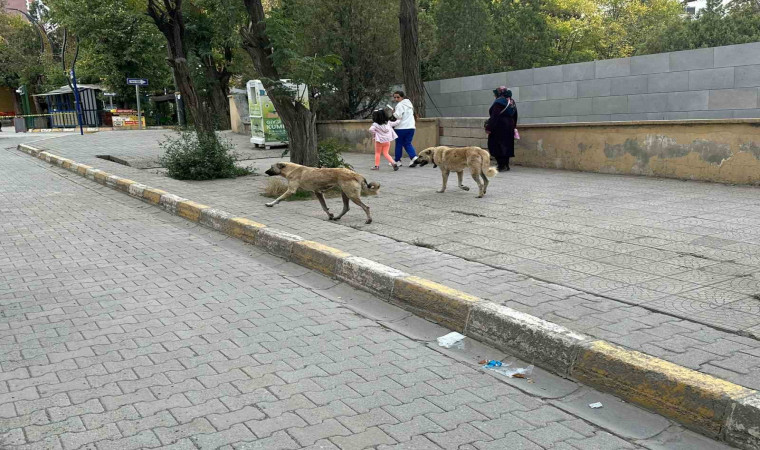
[[0, 140, 734, 449], [17, 130, 760, 391]]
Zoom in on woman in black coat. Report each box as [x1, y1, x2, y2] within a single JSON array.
[[486, 87, 518, 172]]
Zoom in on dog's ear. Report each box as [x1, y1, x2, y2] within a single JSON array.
[[277, 162, 286, 169]]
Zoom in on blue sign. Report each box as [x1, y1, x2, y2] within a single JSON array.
[[126, 78, 149, 86]]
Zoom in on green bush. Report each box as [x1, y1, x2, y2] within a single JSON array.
[[318, 138, 352, 169], [159, 129, 253, 180]]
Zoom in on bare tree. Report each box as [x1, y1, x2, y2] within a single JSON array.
[[240, 0, 318, 166], [399, 0, 425, 118], [147, 0, 213, 132]]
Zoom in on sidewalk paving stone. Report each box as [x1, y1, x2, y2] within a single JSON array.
[[0, 133, 747, 449]]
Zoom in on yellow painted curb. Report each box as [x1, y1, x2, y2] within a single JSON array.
[[572, 340, 755, 436], [61, 159, 73, 169], [393, 276, 482, 332], [142, 188, 167, 205], [292, 241, 351, 276], [115, 178, 136, 192], [76, 164, 92, 176], [93, 171, 110, 184], [227, 218, 266, 244], [176, 200, 210, 222]]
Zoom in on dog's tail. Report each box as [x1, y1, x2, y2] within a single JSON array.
[[482, 154, 498, 178], [362, 177, 381, 192]]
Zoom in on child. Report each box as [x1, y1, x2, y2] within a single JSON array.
[[368, 110, 399, 171]]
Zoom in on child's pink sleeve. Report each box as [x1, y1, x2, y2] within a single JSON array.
[[368, 124, 377, 134]]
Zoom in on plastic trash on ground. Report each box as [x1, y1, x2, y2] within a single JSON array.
[[482, 360, 534, 378], [589, 402, 603, 409], [437, 332, 466, 349]]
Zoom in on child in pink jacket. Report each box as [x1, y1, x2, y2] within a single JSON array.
[[368, 110, 399, 171]]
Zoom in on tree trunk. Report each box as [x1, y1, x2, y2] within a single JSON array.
[[147, 0, 214, 133], [284, 106, 318, 166], [240, 0, 319, 167], [199, 50, 232, 130], [399, 0, 425, 118]]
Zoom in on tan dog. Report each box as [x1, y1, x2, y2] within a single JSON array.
[[264, 162, 380, 224], [411, 146, 497, 197]]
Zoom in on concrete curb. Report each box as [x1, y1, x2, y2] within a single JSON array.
[[16, 143, 760, 449]]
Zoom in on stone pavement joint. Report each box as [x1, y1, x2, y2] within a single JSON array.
[[14, 141, 760, 449]]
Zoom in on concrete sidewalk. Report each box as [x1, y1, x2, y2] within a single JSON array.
[[2, 146, 734, 450], [18, 130, 760, 393]]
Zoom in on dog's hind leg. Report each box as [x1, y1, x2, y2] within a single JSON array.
[[481, 172, 489, 195], [437, 169, 450, 193], [350, 196, 372, 224], [315, 192, 334, 220], [456, 171, 470, 191], [470, 168, 485, 198], [332, 192, 350, 221]]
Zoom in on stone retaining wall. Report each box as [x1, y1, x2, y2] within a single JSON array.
[[440, 117, 760, 185], [317, 118, 439, 155]]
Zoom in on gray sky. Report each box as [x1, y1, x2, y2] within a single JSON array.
[[691, 0, 731, 11]]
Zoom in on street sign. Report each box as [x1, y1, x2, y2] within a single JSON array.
[[126, 78, 148, 130], [126, 78, 149, 86], [103, 92, 117, 96]]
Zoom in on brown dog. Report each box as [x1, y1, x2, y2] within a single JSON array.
[[264, 162, 380, 224], [411, 146, 497, 197]]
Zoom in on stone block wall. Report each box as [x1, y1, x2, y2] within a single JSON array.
[[424, 42, 760, 124]]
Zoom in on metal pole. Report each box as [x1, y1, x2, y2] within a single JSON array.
[[70, 69, 84, 135], [136, 85, 142, 130], [109, 97, 113, 109]]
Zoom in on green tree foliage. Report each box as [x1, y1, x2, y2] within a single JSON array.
[[45, 0, 172, 103], [426, 0, 496, 79], [0, 8, 45, 90], [184, 0, 248, 128], [264, 0, 401, 119], [420, 0, 755, 80], [654, 0, 760, 52]]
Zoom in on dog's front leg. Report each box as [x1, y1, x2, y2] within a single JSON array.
[[315, 192, 334, 220], [437, 169, 449, 193], [266, 186, 297, 207]]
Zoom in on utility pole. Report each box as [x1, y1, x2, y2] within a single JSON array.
[[135, 85, 142, 130], [127, 78, 149, 130], [70, 69, 85, 135]]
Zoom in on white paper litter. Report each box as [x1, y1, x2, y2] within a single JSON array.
[[589, 402, 603, 409], [437, 332, 466, 349]]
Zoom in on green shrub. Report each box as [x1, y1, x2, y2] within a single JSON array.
[[318, 138, 352, 169], [279, 138, 352, 169], [159, 129, 254, 180]]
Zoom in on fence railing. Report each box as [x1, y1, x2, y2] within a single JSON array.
[[12, 110, 104, 129]]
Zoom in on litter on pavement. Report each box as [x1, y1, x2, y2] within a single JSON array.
[[482, 359, 534, 378], [437, 332, 466, 349], [589, 402, 604, 409]]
